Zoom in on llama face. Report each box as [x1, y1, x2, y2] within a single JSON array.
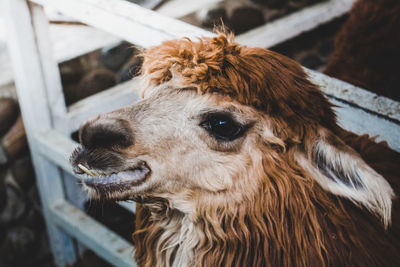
[[70, 34, 394, 225], [70, 85, 274, 209]]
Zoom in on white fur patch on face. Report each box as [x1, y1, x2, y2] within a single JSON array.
[[295, 139, 395, 228]]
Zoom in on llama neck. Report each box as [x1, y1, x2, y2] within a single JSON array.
[[155, 213, 198, 267], [134, 170, 385, 267], [134, 202, 199, 267], [136, 182, 329, 266], [135, 192, 384, 267], [144, 196, 326, 267]]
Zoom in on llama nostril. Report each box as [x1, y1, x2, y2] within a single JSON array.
[[79, 118, 134, 149]]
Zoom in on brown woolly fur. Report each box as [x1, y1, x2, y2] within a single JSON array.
[[128, 34, 399, 266], [324, 0, 400, 101], [71, 33, 399, 267], [133, 144, 399, 267]]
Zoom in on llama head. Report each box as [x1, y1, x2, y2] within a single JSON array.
[[70, 34, 394, 227]]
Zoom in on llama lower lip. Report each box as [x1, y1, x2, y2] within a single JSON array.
[[83, 164, 150, 190]]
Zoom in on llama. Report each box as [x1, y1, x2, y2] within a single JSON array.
[[70, 34, 399, 266], [324, 0, 400, 101]]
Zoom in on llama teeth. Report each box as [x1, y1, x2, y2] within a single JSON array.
[[78, 164, 97, 177]]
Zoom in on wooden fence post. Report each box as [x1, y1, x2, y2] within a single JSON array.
[[2, 0, 77, 265]]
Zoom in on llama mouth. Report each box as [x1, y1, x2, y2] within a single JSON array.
[[77, 162, 151, 192]]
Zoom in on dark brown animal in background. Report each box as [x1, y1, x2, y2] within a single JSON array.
[[324, 0, 400, 101], [70, 34, 399, 267]]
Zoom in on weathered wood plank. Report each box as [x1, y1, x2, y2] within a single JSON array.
[[0, 24, 120, 90], [35, 130, 77, 175], [3, 0, 77, 265], [50, 25, 120, 63], [30, 10, 87, 255], [30, 0, 213, 47], [30, 5, 69, 132], [50, 201, 136, 267], [157, 0, 223, 18], [236, 0, 354, 48], [307, 69, 400, 122], [331, 99, 400, 152]]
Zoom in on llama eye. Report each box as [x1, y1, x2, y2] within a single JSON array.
[[201, 113, 244, 141]]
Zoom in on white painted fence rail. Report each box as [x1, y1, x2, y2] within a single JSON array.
[[236, 0, 355, 48], [4, 0, 77, 265], [4, 0, 400, 266], [30, 0, 214, 47]]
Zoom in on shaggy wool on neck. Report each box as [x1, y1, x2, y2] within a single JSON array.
[[133, 143, 391, 266]]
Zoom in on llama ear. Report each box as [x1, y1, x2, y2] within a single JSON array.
[[297, 129, 395, 227]]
